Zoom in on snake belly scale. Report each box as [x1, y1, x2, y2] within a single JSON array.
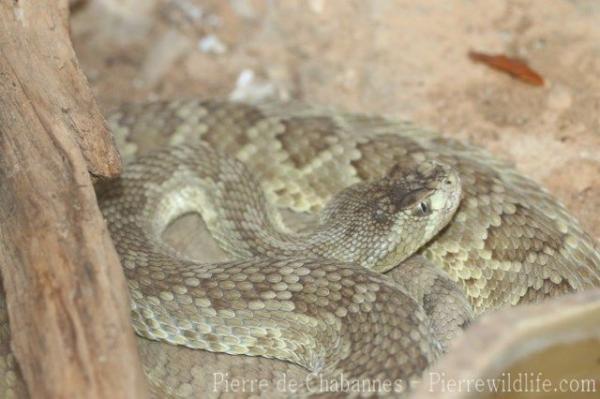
[[0, 99, 599, 398]]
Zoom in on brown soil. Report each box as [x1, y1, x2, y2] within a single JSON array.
[[71, 0, 599, 240]]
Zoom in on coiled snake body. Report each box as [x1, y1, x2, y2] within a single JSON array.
[[1, 100, 599, 398]]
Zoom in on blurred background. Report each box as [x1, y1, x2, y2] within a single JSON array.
[[69, 0, 599, 241]]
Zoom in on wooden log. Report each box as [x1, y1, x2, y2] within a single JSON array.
[[413, 289, 600, 399], [0, 1, 148, 398]]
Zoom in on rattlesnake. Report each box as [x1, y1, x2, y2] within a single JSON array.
[[1, 100, 599, 398]]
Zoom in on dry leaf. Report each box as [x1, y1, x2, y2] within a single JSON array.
[[469, 51, 545, 86]]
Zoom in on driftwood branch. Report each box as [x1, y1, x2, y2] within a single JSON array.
[[0, 1, 148, 398]]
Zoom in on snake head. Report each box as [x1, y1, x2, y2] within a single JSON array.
[[321, 160, 461, 272]]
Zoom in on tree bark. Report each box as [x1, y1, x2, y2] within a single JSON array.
[[0, 1, 148, 398]]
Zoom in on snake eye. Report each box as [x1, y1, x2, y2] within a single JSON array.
[[416, 201, 431, 217]]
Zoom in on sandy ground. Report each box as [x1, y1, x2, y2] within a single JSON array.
[[69, 1, 599, 397], [71, 0, 599, 240]]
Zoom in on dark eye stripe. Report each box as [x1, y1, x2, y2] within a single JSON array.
[[392, 188, 433, 211]]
